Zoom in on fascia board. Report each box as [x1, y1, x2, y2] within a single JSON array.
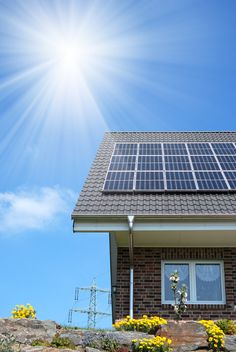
[[73, 218, 236, 233]]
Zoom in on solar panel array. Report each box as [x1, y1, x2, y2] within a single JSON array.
[[103, 143, 236, 192]]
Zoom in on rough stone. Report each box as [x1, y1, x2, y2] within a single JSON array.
[[105, 331, 152, 346], [60, 330, 84, 346], [172, 347, 208, 352], [225, 335, 236, 352], [159, 320, 208, 349], [82, 330, 151, 348], [0, 319, 57, 344], [85, 347, 102, 352], [21, 348, 78, 352], [20, 347, 46, 352], [3, 318, 236, 352]]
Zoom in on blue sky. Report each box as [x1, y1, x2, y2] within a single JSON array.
[[0, 0, 236, 327]]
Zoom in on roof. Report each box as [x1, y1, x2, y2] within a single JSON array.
[[72, 131, 236, 218]]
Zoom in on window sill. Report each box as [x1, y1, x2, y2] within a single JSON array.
[[161, 303, 226, 309]]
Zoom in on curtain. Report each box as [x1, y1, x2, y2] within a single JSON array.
[[196, 264, 222, 301]]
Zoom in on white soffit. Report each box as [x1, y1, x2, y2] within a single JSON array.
[[73, 217, 236, 247]]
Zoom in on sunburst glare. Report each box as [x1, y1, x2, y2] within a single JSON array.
[[0, 0, 213, 185]]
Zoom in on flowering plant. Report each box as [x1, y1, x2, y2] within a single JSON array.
[[11, 304, 36, 319], [132, 336, 172, 352], [113, 315, 167, 334], [169, 270, 187, 319], [169, 271, 179, 290], [199, 320, 225, 351]]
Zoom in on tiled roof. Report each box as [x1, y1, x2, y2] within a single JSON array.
[[72, 131, 236, 217]]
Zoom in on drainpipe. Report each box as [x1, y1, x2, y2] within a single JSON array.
[[128, 215, 134, 319]]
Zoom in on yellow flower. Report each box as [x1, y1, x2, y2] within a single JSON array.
[[11, 303, 36, 319]]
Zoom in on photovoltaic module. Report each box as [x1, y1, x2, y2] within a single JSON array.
[[103, 143, 236, 192]]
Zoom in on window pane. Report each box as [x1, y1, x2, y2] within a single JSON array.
[[196, 264, 222, 301], [164, 264, 190, 301]]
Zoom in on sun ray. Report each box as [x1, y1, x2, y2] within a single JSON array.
[[0, 0, 218, 185]]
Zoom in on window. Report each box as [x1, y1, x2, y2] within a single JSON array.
[[162, 261, 225, 304]]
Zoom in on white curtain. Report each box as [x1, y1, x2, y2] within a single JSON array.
[[196, 264, 222, 301]]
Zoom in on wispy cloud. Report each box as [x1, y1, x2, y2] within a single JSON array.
[[0, 187, 76, 234]]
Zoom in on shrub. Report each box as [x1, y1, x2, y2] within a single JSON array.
[[199, 320, 224, 351], [216, 319, 236, 335], [31, 340, 50, 347], [132, 336, 172, 352], [32, 335, 75, 350], [100, 336, 119, 352], [113, 315, 167, 334], [11, 304, 36, 319], [51, 335, 76, 349]]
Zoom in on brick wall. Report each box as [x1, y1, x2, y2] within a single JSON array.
[[115, 247, 236, 320]]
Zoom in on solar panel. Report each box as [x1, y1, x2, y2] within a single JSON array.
[[103, 142, 236, 192], [139, 143, 162, 155], [187, 143, 213, 155], [166, 172, 196, 190], [165, 155, 192, 171], [103, 171, 134, 191], [163, 143, 188, 155], [136, 172, 164, 190], [191, 155, 220, 171], [113, 143, 137, 155], [195, 172, 228, 190], [109, 156, 136, 171], [138, 155, 163, 170]]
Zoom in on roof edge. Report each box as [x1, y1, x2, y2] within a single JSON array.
[[72, 213, 236, 220], [104, 130, 236, 134]]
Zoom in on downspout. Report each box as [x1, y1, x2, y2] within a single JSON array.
[[128, 215, 134, 319]]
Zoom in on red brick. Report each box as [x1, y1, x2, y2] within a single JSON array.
[[115, 247, 236, 320]]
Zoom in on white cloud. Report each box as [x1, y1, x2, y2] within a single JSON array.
[[0, 187, 76, 234]]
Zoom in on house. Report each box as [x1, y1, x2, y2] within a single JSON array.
[[72, 131, 236, 322]]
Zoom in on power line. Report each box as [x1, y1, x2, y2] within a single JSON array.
[[68, 278, 111, 328]]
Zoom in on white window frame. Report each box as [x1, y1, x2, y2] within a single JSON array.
[[161, 260, 226, 305]]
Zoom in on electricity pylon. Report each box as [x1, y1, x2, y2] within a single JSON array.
[[68, 278, 111, 328]]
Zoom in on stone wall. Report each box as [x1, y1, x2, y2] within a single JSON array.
[[0, 318, 235, 352], [115, 247, 236, 320]]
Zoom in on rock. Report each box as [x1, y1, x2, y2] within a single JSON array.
[[159, 320, 208, 350], [105, 331, 153, 346], [172, 347, 208, 352], [20, 347, 46, 352], [82, 330, 151, 348], [0, 319, 57, 344], [225, 335, 236, 352], [82, 331, 103, 348], [21, 347, 83, 352], [85, 347, 102, 352], [60, 330, 84, 346]]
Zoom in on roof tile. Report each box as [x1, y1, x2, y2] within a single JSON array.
[[72, 132, 236, 217]]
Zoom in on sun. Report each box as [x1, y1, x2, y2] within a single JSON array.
[[38, 32, 89, 88], [49, 35, 90, 80], [57, 41, 79, 73], [0, 0, 148, 152]]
